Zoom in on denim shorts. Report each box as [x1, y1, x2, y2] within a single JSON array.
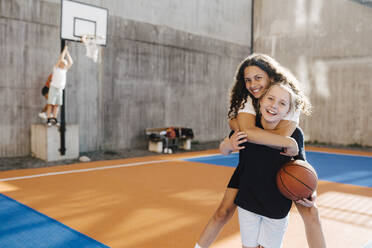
[[238, 206, 289, 248]]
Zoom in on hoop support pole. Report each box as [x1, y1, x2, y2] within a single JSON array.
[[59, 39, 67, 156]]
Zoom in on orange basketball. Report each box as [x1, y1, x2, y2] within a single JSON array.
[[276, 160, 318, 201]]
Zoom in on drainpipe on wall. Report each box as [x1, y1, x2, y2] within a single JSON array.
[[251, 0, 254, 54]]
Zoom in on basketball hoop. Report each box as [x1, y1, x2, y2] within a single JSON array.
[[61, 0, 107, 62], [81, 35, 104, 63]]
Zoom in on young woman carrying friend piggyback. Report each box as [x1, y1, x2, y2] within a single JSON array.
[[195, 54, 326, 248]]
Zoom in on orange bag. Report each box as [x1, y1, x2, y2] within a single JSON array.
[[45, 73, 52, 87], [166, 127, 176, 139]]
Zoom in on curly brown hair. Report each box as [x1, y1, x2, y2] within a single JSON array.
[[228, 53, 311, 119]]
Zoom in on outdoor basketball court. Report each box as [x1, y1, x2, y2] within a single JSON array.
[[1, 1, 372, 248], [0, 147, 371, 248]]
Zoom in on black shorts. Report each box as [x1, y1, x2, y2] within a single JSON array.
[[226, 130, 240, 189], [227, 166, 239, 189], [41, 86, 49, 96]]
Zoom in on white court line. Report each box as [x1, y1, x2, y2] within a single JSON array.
[[0, 159, 178, 182], [180, 152, 227, 160], [0, 152, 226, 182], [2, 150, 367, 182]]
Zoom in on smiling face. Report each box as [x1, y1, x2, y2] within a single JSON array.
[[259, 84, 291, 128], [244, 65, 271, 99]]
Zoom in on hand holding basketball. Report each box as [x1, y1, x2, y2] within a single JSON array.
[[276, 160, 318, 201], [296, 191, 317, 207]]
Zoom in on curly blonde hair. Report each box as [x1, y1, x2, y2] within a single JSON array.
[[228, 53, 311, 119]]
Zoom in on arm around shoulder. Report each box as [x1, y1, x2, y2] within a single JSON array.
[[238, 113, 297, 151], [219, 130, 248, 155], [219, 136, 234, 155], [269, 119, 297, 136]]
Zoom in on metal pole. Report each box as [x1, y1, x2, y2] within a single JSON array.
[[59, 39, 66, 155]]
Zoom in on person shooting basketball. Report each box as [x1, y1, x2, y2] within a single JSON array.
[[46, 45, 73, 126]]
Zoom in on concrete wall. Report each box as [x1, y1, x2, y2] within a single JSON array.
[[0, 0, 61, 156], [45, 0, 252, 46], [101, 18, 248, 150], [0, 0, 252, 157], [2, 0, 371, 158], [253, 0, 372, 146]]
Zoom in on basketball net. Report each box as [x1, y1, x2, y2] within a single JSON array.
[[81, 35, 104, 63]]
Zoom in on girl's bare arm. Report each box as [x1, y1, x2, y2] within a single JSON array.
[[237, 113, 298, 156]]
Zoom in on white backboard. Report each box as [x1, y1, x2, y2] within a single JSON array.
[[61, 0, 108, 46]]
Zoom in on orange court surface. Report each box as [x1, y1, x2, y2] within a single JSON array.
[[0, 147, 371, 248]]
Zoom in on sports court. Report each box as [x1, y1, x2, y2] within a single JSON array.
[[0, 147, 371, 248], [1, 1, 372, 248]]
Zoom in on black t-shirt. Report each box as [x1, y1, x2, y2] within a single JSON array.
[[234, 119, 305, 219]]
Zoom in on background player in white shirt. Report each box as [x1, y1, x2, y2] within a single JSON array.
[[46, 45, 73, 126]]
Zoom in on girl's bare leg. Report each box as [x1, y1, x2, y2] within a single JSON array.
[[46, 104, 53, 118], [52, 105, 59, 119], [197, 188, 238, 248]]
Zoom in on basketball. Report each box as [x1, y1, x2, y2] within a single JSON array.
[[276, 160, 318, 201]]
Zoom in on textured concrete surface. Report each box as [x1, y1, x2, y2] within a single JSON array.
[[31, 124, 79, 161], [2, 0, 371, 158], [45, 0, 253, 46], [253, 0, 372, 146], [0, 0, 251, 157]]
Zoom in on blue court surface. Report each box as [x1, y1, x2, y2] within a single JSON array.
[[0, 194, 109, 248], [184, 151, 372, 187]]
